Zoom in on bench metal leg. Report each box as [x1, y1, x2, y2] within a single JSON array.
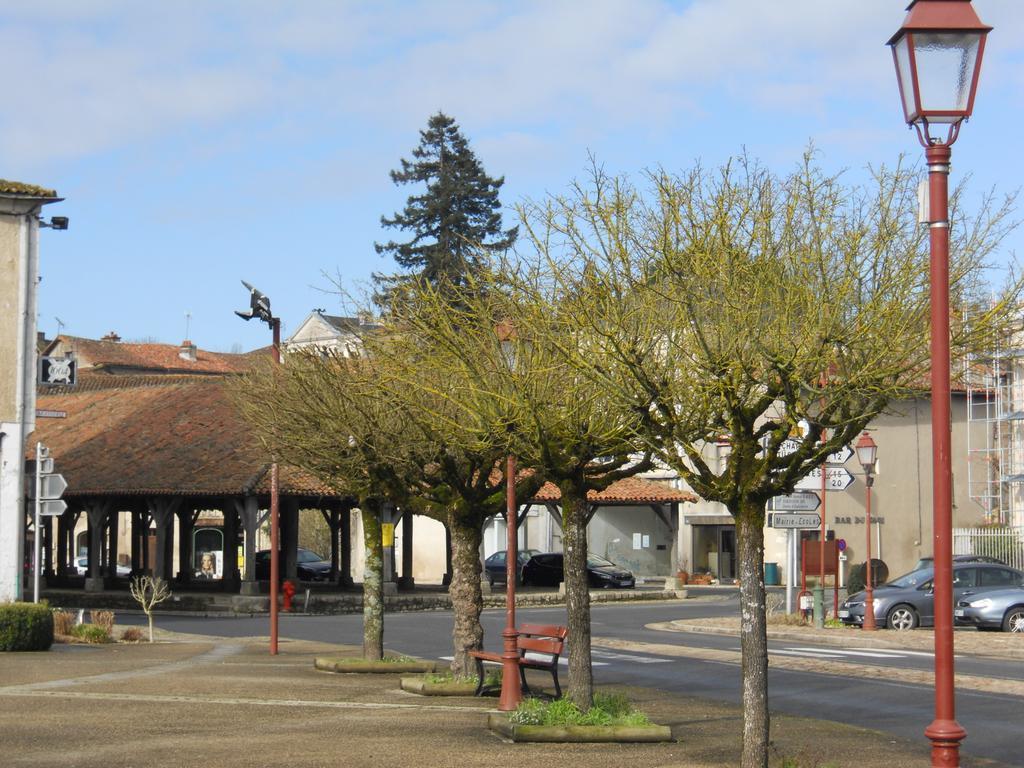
[[473, 657, 486, 697], [551, 666, 561, 699]]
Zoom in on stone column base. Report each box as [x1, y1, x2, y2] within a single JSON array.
[[397, 576, 415, 591], [84, 576, 108, 592], [239, 580, 262, 596]]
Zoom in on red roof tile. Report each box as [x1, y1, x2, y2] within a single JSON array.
[[531, 476, 696, 504], [43, 335, 270, 376]]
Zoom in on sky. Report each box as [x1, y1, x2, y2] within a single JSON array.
[[3, 0, 1022, 353]]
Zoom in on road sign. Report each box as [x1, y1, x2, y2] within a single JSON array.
[[768, 492, 821, 512], [39, 499, 67, 516], [837, 538, 847, 552], [40, 473, 67, 499], [826, 446, 853, 465], [794, 466, 855, 492], [771, 512, 822, 529]]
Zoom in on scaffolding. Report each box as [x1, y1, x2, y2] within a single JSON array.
[[966, 329, 1024, 528]]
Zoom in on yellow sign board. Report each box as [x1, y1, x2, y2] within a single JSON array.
[[381, 523, 395, 548]]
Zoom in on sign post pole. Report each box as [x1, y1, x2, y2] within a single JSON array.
[[33, 443, 42, 603]]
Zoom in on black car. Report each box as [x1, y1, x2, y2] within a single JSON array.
[[483, 549, 541, 587], [521, 552, 635, 589], [255, 548, 332, 581]]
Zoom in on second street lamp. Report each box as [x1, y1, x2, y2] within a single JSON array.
[[236, 280, 282, 656], [888, 2, 991, 765], [855, 432, 878, 632]]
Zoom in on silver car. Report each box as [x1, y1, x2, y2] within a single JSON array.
[[839, 562, 1024, 630], [955, 586, 1024, 632]]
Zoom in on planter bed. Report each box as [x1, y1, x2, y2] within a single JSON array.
[[400, 675, 479, 696], [314, 656, 438, 674], [487, 713, 673, 743]]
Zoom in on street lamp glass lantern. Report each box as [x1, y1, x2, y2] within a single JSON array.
[[855, 432, 878, 474], [888, 0, 991, 133]]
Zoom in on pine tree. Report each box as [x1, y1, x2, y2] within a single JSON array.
[[373, 112, 516, 306]]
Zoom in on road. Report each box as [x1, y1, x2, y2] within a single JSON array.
[[132, 595, 1022, 765]]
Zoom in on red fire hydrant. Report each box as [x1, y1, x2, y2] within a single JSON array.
[[281, 580, 296, 612]]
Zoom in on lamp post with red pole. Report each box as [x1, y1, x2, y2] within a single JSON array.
[[855, 432, 878, 632], [496, 321, 522, 712], [236, 280, 282, 656], [887, 2, 991, 764]]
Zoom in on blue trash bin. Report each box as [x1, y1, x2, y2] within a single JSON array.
[[764, 562, 780, 586]]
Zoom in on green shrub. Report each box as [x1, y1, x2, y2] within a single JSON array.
[[70, 624, 110, 643], [846, 559, 889, 596], [0, 602, 54, 651], [509, 692, 651, 727], [90, 610, 115, 636]]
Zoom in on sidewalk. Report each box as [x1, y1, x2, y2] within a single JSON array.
[[0, 631, 1010, 768]]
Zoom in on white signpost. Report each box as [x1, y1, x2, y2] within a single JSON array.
[[33, 443, 67, 603], [772, 512, 822, 529], [768, 492, 821, 512], [794, 466, 855, 492]]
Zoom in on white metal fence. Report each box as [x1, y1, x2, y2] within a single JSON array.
[[953, 527, 1024, 571]]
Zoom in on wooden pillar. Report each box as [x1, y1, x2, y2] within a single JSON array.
[[176, 507, 195, 584], [84, 500, 112, 591], [56, 512, 68, 577], [282, 499, 299, 581], [42, 513, 54, 578], [106, 511, 120, 579], [235, 496, 262, 595], [442, 523, 453, 586], [222, 500, 240, 591], [327, 506, 340, 582], [340, 503, 353, 587], [398, 508, 415, 590], [147, 498, 181, 582]]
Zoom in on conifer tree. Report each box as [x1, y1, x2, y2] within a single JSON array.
[[373, 112, 516, 306]]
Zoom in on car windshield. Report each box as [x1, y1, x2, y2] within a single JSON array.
[[297, 550, 324, 563], [887, 568, 933, 589], [587, 554, 616, 568]]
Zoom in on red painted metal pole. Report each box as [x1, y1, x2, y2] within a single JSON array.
[[922, 142, 965, 766], [863, 473, 877, 631], [498, 454, 522, 711], [269, 318, 282, 656]]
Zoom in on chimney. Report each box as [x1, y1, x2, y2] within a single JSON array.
[[178, 340, 197, 362], [101, 331, 121, 342]]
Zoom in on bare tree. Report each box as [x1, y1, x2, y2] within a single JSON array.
[[129, 576, 171, 643], [517, 153, 1020, 768]]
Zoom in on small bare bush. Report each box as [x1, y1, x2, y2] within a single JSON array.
[[119, 627, 144, 643], [52, 610, 76, 636], [90, 610, 115, 637], [766, 593, 785, 617], [129, 576, 171, 642]]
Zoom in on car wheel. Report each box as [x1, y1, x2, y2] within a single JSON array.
[[886, 604, 919, 631], [1002, 606, 1024, 633]]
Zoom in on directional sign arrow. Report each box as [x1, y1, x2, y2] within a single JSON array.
[[768, 492, 821, 512], [826, 446, 854, 465], [794, 466, 855, 492], [40, 473, 67, 500], [771, 512, 822, 529], [39, 499, 67, 517]]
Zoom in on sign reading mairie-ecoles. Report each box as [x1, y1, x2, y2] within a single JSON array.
[[771, 512, 822, 529]]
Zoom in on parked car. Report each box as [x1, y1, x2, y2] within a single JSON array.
[[839, 562, 1024, 630], [255, 548, 332, 581], [75, 556, 131, 577], [956, 585, 1024, 632], [521, 552, 635, 589], [913, 554, 1006, 571], [483, 549, 541, 587]]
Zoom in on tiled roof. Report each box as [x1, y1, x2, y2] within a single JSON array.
[[45, 335, 270, 375], [531, 476, 696, 504], [31, 377, 340, 499], [0, 179, 58, 197]]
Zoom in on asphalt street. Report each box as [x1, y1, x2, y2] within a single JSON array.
[[122, 596, 1023, 765]]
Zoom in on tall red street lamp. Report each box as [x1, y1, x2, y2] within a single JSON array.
[[495, 320, 522, 711], [236, 280, 282, 656], [855, 432, 878, 632], [888, 2, 991, 765]]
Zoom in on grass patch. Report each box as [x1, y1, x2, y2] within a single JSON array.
[[69, 624, 111, 643], [509, 692, 650, 727]]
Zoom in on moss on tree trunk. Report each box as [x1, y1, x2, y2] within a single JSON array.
[[360, 503, 384, 661], [735, 502, 769, 768], [447, 508, 484, 677], [560, 481, 593, 710]]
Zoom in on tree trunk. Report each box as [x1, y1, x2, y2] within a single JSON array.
[[448, 509, 484, 678], [560, 481, 593, 710], [735, 503, 769, 768], [360, 503, 384, 661]]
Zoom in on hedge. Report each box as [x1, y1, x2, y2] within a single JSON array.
[[0, 602, 54, 651]]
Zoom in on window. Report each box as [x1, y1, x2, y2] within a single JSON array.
[[979, 567, 1020, 588], [952, 568, 978, 588]]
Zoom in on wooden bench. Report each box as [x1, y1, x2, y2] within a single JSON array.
[[469, 623, 568, 699]]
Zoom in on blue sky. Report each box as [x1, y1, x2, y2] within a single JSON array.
[[3, 1, 1021, 353]]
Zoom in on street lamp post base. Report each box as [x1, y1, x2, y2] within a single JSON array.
[[497, 626, 522, 712], [925, 718, 966, 767]]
